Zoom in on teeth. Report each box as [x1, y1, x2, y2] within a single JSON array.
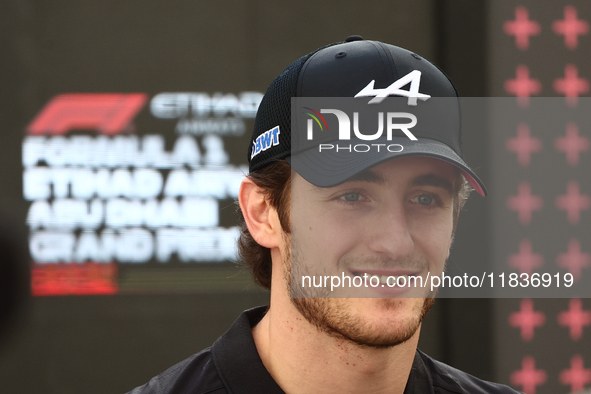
[[352, 273, 411, 285], [371, 275, 409, 285]]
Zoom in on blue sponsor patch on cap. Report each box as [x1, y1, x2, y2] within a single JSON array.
[[251, 126, 280, 159]]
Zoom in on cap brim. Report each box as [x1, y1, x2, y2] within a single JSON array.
[[287, 137, 487, 196]]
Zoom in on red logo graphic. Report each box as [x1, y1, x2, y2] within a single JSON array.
[[554, 123, 590, 166], [553, 64, 590, 107], [32, 262, 118, 296], [508, 239, 544, 276], [559, 355, 591, 393], [558, 298, 591, 341], [553, 6, 589, 50], [557, 239, 591, 282], [509, 298, 545, 341], [27, 93, 147, 136], [510, 356, 547, 394], [505, 123, 542, 167], [507, 182, 543, 225], [555, 181, 590, 224], [503, 7, 541, 50], [504, 65, 541, 108]]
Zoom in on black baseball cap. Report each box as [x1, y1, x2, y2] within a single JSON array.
[[248, 36, 487, 196]]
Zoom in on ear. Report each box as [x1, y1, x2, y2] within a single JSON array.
[[238, 177, 283, 249]]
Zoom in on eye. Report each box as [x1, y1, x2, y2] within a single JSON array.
[[340, 192, 361, 202], [412, 194, 435, 206]]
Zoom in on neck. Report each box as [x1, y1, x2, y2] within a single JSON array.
[[252, 289, 420, 394]]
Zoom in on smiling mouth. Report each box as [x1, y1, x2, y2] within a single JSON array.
[[349, 270, 421, 286]]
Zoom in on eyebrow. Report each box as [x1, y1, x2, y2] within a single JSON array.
[[411, 174, 454, 196], [346, 171, 454, 195], [346, 169, 387, 185]]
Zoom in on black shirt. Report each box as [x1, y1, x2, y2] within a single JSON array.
[[127, 306, 521, 394]]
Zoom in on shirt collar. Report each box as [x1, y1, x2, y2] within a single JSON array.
[[212, 306, 284, 394], [404, 350, 436, 394], [212, 306, 434, 394]]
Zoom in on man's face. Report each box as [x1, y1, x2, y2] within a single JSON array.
[[284, 156, 457, 348]]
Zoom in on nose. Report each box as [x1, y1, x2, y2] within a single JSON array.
[[366, 202, 414, 260]]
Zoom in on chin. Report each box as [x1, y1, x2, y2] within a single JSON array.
[[291, 296, 434, 349]]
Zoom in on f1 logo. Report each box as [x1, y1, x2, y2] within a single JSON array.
[[27, 93, 147, 136]]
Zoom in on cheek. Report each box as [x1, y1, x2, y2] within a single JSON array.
[[409, 212, 454, 258], [291, 208, 360, 270]]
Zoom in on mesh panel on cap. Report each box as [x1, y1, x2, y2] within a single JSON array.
[[248, 43, 341, 172]]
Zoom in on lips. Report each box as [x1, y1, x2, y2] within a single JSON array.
[[349, 269, 422, 287]]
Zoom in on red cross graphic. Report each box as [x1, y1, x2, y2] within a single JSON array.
[[505, 65, 542, 108], [506, 123, 542, 166], [560, 355, 591, 393], [510, 356, 547, 394], [557, 239, 591, 282], [554, 123, 590, 166], [507, 182, 543, 225], [508, 240, 544, 275], [555, 181, 590, 224], [553, 64, 590, 107], [504, 7, 541, 50], [553, 6, 590, 49], [558, 298, 591, 341], [509, 299, 545, 341]]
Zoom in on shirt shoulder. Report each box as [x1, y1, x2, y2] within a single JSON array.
[[419, 351, 523, 394], [126, 347, 227, 394]]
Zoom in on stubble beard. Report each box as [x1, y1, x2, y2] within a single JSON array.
[[283, 232, 435, 349]]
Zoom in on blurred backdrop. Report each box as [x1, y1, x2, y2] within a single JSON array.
[[0, 1, 590, 393]]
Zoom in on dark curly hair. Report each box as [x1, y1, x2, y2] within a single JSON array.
[[237, 160, 471, 290]]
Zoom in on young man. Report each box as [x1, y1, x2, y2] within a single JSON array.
[[128, 37, 520, 394]]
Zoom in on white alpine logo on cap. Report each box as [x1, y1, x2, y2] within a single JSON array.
[[355, 70, 431, 106]]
